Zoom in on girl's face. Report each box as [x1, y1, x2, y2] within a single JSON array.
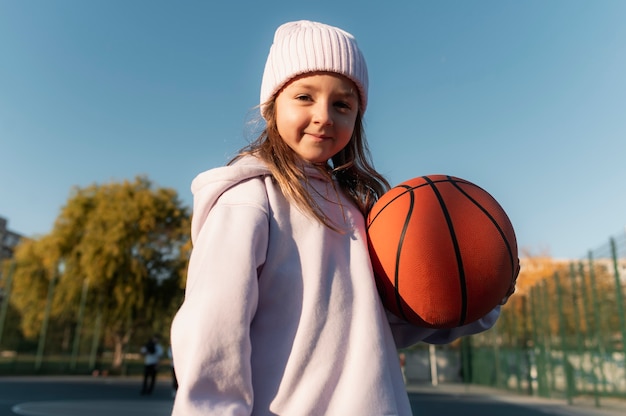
[[274, 72, 359, 164]]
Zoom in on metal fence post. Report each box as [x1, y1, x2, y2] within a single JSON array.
[[568, 263, 584, 394], [70, 278, 89, 370], [531, 284, 548, 397], [540, 280, 554, 396], [609, 238, 626, 363], [578, 261, 601, 407], [88, 295, 103, 371], [555, 271, 574, 404], [35, 268, 57, 371], [588, 251, 608, 394], [520, 294, 534, 395]]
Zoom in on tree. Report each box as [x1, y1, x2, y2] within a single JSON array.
[[10, 236, 60, 340], [10, 176, 190, 369]]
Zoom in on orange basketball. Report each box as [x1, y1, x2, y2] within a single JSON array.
[[367, 175, 518, 329]]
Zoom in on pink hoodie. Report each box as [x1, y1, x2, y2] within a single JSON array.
[[170, 155, 499, 415]]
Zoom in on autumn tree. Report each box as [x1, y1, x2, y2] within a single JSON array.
[[10, 177, 190, 369], [482, 248, 622, 353]]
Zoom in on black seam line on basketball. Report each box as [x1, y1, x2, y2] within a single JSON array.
[[424, 176, 468, 326], [367, 185, 412, 231], [395, 186, 413, 322], [367, 180, 471, 229], [448, 177, 516, 283]]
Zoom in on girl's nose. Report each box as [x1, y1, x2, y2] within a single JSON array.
[[312, 103, 333, 126]]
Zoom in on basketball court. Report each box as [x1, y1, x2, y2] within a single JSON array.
[[1, 376, 624, 416]]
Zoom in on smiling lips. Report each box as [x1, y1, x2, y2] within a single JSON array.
[[306, 133, 332, 140]]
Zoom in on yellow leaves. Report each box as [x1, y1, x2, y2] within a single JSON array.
[[517, 251, 569, 296], [8, 175, 191, 343]]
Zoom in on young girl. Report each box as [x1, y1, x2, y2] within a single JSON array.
[[171, 20, 507, 415]]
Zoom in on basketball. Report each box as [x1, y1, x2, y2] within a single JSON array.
[[366, 175, 518, 329]]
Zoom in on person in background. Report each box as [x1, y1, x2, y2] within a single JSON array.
[[399, 352, 407, 385], [140, 334, 163, 395]]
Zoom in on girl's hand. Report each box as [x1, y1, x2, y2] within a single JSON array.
[[500, 260, 520, 305]]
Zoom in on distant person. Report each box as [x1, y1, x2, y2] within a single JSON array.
[[140, 335, 163, 395], [170, 20, 511, 415], [399, 352, 407, 385]]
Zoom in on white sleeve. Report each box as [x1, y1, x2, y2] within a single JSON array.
[[389, 306, 501, 348], [171, 183, 269, 416]]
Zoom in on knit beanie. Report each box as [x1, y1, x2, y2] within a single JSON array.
[[260, 20, 369, 119]]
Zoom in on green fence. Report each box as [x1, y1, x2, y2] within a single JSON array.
[[467, 232, 626, 406]]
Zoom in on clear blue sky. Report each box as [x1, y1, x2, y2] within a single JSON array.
[[1, 0, 625, 259]]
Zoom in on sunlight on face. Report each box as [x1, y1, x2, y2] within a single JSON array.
[[274, 72, 359, 164]]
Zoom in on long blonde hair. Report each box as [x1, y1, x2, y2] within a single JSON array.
[[231, 100, 390, 230]]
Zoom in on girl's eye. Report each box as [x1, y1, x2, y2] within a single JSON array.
[[334, 101, 352, 111], [296, 95, 312, 101]]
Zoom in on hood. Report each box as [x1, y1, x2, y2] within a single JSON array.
[[191, 156, 272, 198], [190, 155, 334, 242], [190, 156, 272, 242]]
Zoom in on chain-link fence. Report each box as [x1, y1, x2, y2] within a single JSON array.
[[467, 232, 626, 406]]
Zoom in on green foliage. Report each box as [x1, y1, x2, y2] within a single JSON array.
[[10, 237, 57, 338], [8, 176, 191, 364]]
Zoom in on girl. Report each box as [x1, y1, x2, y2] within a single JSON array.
[[171, 20, 507, 415]]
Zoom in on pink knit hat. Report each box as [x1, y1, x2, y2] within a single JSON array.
[[260, 20, 369, 119]]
